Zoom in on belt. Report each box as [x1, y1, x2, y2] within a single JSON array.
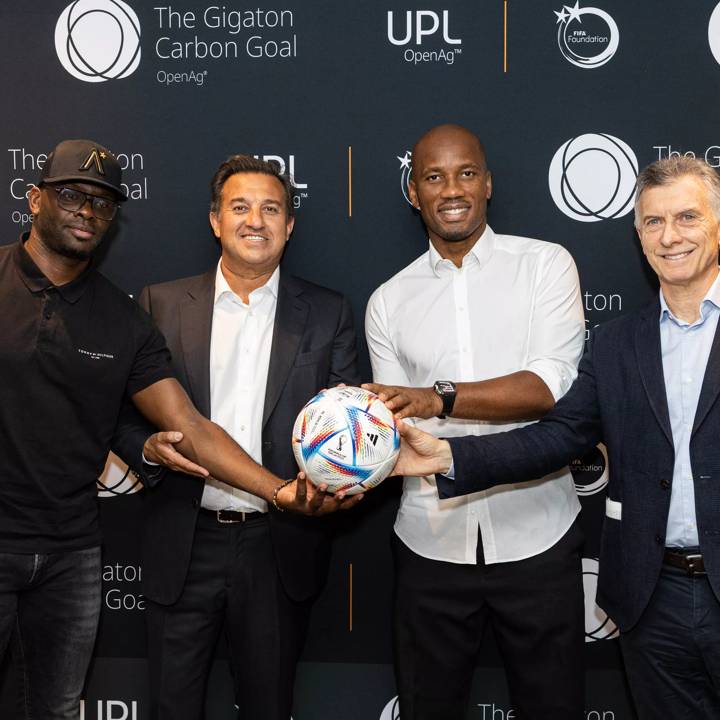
[[199, 508, 263, 524], [663, 548, 706, 575]]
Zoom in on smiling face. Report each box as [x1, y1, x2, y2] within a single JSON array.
[[28, 181, 115, 260], [408, 125, 492, 256], [637, 174, 720, 296], [209, 172, 294, 278]]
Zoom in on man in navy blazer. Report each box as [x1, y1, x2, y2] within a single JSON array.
[[393, 156, 720, 719], [117, 155, 360, 720]]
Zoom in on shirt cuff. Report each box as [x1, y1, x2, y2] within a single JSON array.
[[142, 452, 160, 467], [434, 459, 455, 499]]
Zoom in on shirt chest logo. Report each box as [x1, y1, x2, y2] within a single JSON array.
[[78, 348, 115, 361]]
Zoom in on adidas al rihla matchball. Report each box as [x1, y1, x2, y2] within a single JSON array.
[[292, 386, 400, 495]]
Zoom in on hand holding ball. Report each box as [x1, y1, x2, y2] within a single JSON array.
[[292, 386, 400, 495]]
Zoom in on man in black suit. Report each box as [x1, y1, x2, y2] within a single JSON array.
[[127, 155, 359, 719], [392, 156, 720, 719]]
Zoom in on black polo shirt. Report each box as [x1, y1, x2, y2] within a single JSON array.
[[0, 236, 174, 553]]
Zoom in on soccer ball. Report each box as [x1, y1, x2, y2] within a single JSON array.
[[292, 386, 400, 495]]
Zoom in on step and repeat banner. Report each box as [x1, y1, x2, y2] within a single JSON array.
[[2, 1, 720, 718]]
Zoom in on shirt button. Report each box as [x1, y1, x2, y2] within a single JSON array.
[[655, 534, 664, 545], [240, 425, 246, 432], [660, 479, 670, 490]]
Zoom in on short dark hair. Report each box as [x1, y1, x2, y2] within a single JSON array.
[[209, 154, 295, 217], [634, 156, 720, 228]]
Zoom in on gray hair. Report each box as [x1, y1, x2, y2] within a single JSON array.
[[634, 156, 720, 229]]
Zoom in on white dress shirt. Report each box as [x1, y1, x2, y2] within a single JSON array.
[[365, 225, 585, 564], [201, 261, 279, 513]]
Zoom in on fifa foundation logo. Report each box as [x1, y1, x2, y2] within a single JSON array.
[[397, 151, 413, 206], [709, 3, 720, 65], [548, 133, 638, 222], [97, 452, 143, 497], [569, 443, 608, 496], [554, 2, 619, 69], [380, 696, 401, 720], [55, 0, 141, 82], [582, 558, 619, 642], [387, 11, 461, 66]]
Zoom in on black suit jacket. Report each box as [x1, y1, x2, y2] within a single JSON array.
[[439, 299, 720, 632], [128, 268, 359, 605]]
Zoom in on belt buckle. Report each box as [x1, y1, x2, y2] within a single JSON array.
[[685, 553, 703, 575], [217, 510, 243, 524]]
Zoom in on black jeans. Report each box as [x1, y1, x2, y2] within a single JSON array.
[[621, 563, 720, 720], [0, 546, 102, 720]]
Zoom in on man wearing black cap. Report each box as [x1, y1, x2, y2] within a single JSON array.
[[0, 139, 356, 720]]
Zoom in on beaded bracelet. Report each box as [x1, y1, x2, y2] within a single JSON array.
[[271, 478, 294, 512]]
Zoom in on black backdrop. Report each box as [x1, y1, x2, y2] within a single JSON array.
[[3, 1, 720, 717]]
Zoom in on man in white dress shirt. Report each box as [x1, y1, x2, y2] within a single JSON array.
[[123, 155, 360, 719], [364, 124, 586, 719]]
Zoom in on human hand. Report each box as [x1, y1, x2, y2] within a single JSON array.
[[362, 383, 442, 420], [275, 472, 364, 516], [391, 419, 453, 477], [143, 431, 210, 478]]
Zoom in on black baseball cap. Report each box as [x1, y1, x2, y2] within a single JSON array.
[[40, 139, 127, 201]]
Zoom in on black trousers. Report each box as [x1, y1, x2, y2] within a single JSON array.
[[392, 521, 585, 720], [146, 512, 311, 720]]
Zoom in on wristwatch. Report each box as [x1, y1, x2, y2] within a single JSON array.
[[433, 380, 457, 419]]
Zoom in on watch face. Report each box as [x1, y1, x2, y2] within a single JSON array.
[[435, 381, 455, 394]]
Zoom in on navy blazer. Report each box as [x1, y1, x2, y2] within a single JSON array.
[[442, 299, 720, 632], [119, 268, 359, 605]]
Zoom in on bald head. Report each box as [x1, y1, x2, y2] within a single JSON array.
[[407, 124, 492, 258], [411, 124, 487, 181]]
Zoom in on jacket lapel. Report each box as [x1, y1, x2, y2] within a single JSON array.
[[179, 269, 215, 418], [692, 317, 720, 435], [635, 301, 673, 446], [263, 275, 308, 428]]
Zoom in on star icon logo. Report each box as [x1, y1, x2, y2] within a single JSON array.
[[554, 2, 583, 24], [566, 1, 583, 23], [397, 151, 412, 170]]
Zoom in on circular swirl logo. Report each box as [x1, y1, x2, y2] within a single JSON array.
[[55, 0, 141, 83], [554, 3, 619, 69], [570, 443, 608, 496], [97, 451, 143, 497], [582, 557, 619, 642], [380, 696, 401, 720], [709, 3, 720, 65], [549, 133, 638, 222]]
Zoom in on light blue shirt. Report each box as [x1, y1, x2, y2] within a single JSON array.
[[661, 274, 720, 548]]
